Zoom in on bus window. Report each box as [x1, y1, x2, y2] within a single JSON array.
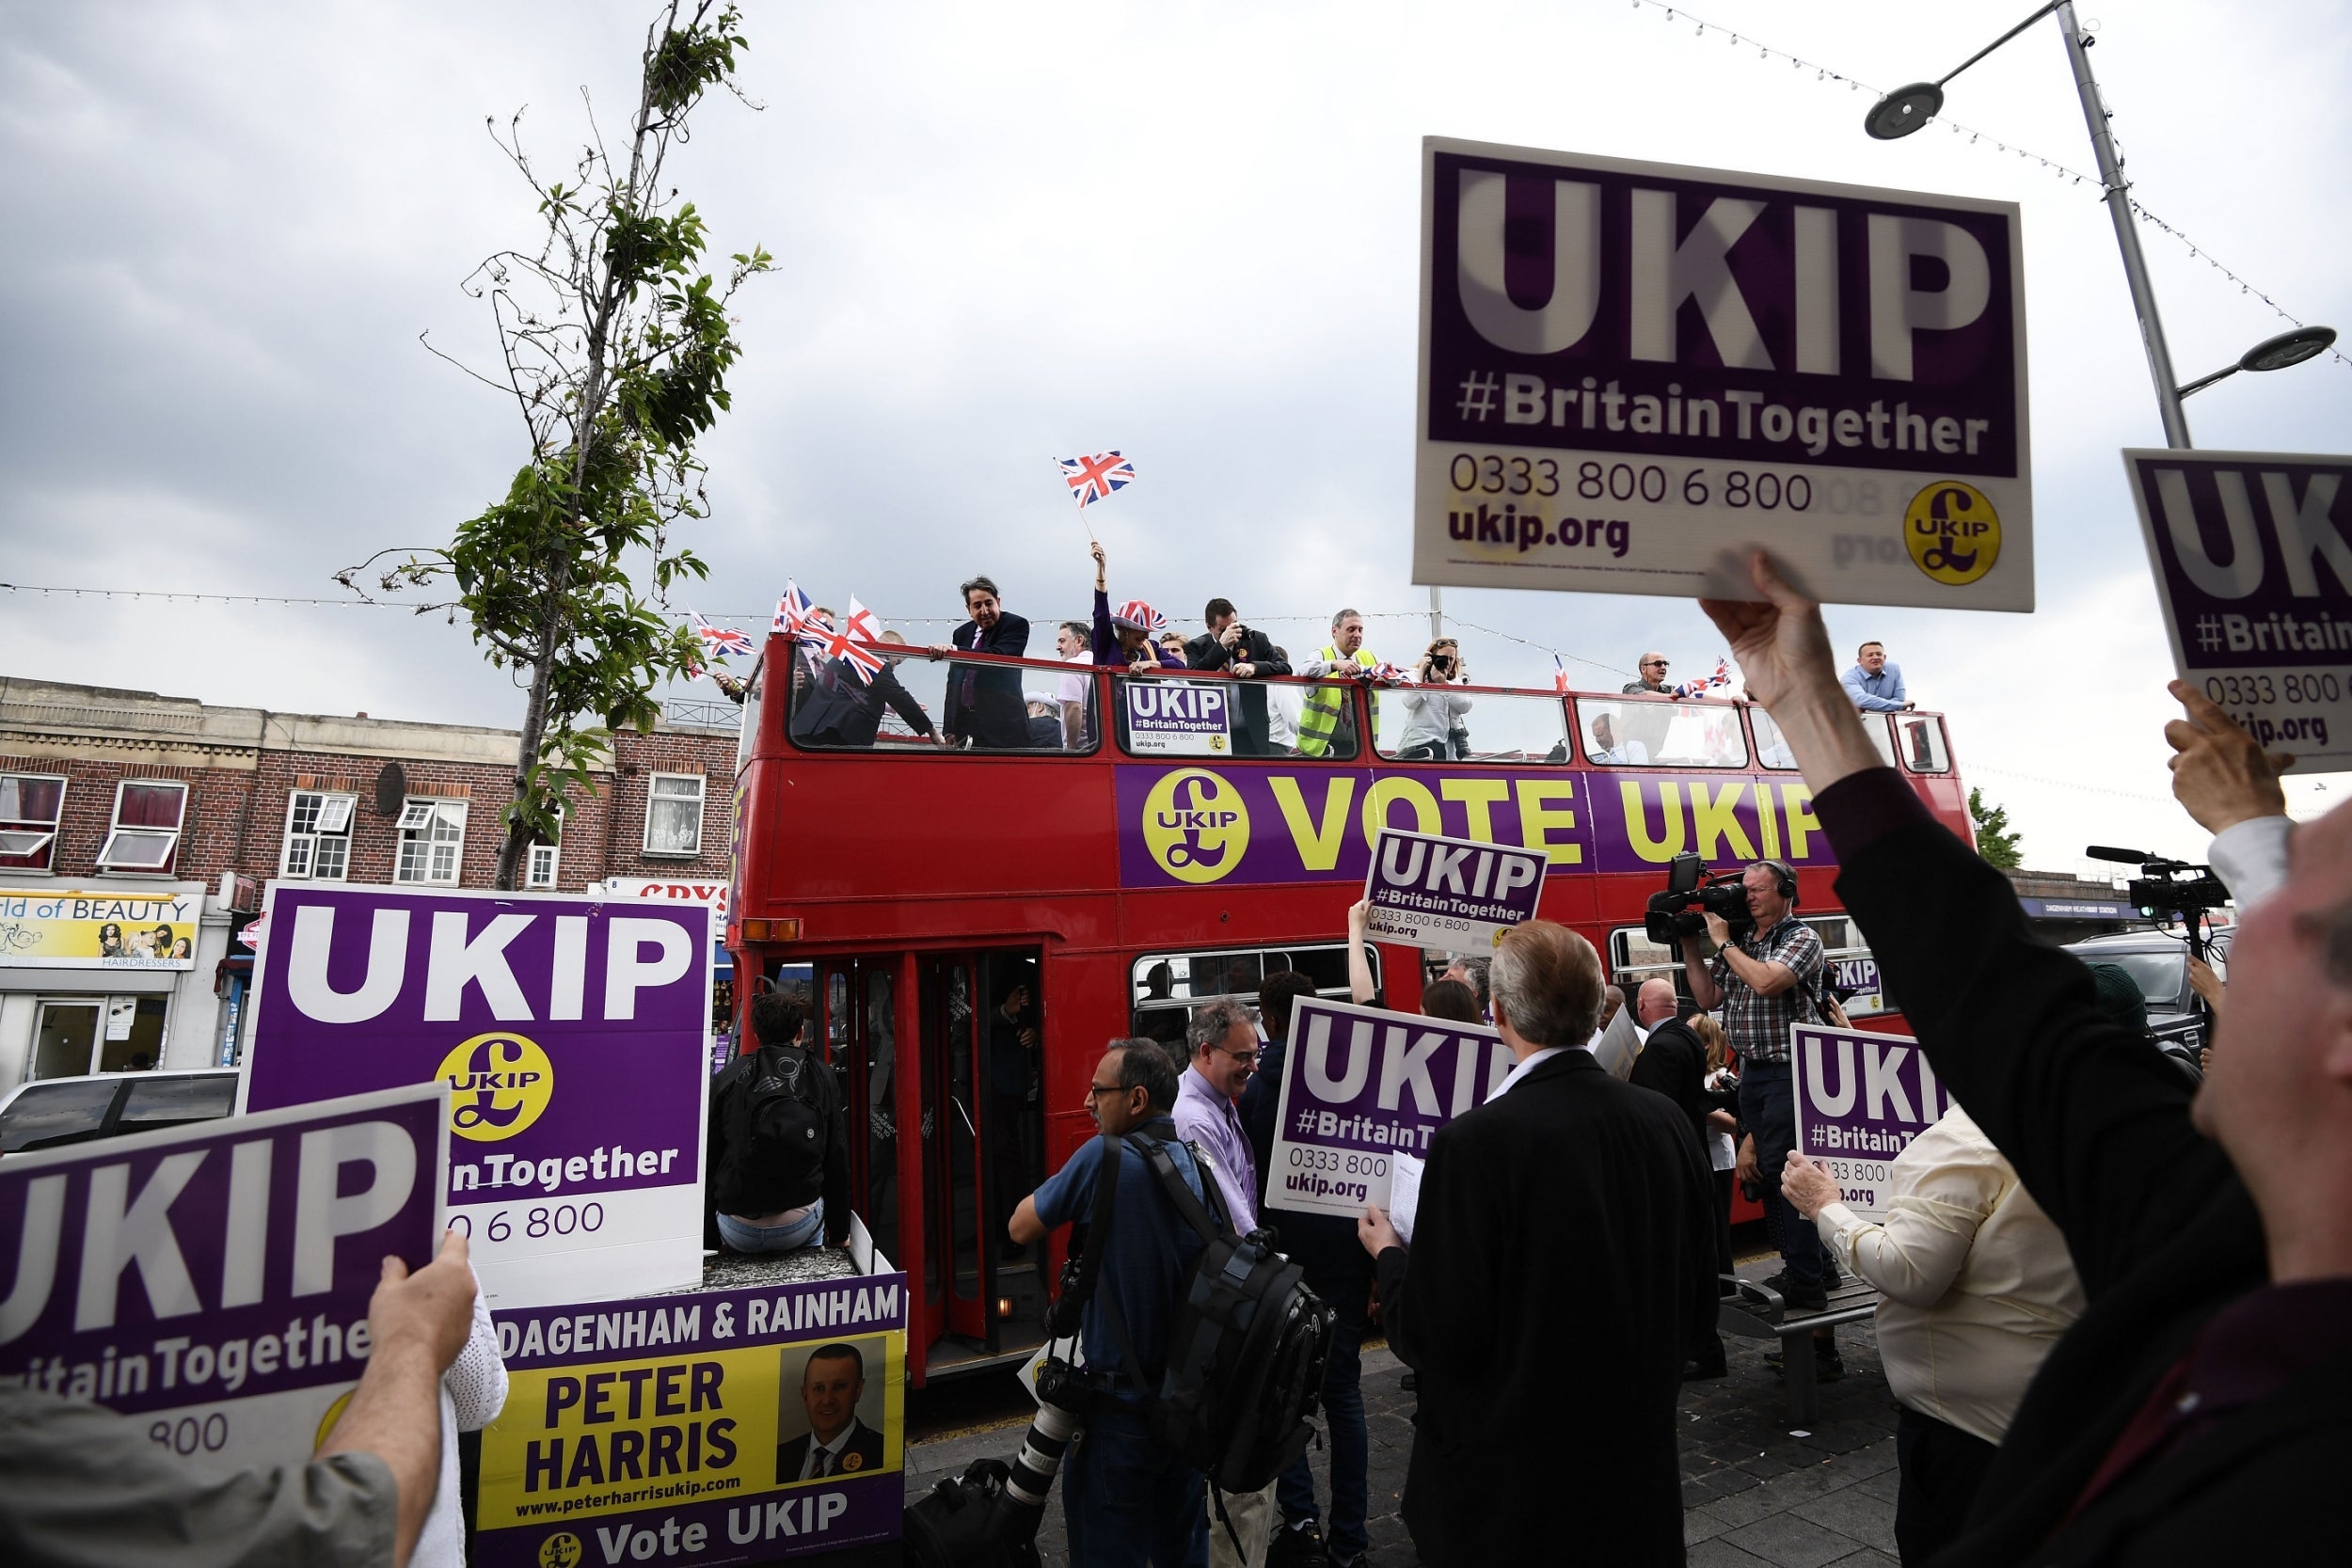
[[1129, 942, 1375, 1039], [1751, 708, 1801, 770], [787, 648, 1090, 754], [1894, 714, 1952, 773], [1270, 677, 1361, 761], [1860, 712, 1899, 768], [1608, 927, 1692, 1009], [1371, 688, 1571, 764], [1577, 700, 1749, 768]]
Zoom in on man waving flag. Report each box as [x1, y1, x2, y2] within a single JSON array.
[[1057, 451, 1136, 512]]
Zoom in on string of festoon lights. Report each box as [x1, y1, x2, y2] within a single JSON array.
[[1624, 0, 2351, 371]]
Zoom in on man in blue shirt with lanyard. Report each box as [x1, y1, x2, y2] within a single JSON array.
[[1012, 1040, 1211, 1568]]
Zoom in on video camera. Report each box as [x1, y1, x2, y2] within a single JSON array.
[[1644, 851, 1756, 944], [2086, 846, 2230, 923]]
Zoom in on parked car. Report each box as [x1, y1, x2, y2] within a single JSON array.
[[0, 1069, 239, 1154], [2061, 929, 2230, 1081]]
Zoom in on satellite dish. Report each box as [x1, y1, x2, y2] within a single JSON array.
[[374, 762, 407, 816]]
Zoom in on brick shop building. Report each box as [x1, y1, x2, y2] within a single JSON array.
[[0, 675, 737, 1084]]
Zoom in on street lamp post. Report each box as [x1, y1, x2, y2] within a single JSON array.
[[1865, 2, 2333, 451]]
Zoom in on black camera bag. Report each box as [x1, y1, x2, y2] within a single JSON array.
[[902, 1458, 1042, 1568]]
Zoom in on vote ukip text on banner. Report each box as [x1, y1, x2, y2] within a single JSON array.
[[0, 1083, 448, 1477], [1414, 138, 2032, 611], [1788, 1022, 1950, 1221], [2122, 448, 2352, 773], [241, 883, 713, 1307], [1267, 996, 1515, 1219], [470, 1270, 910, 1568]]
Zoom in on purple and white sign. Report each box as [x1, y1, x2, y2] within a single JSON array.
[[1414, 138, 2032, 610], [1788, 1022, 1949, 1220], [0, 1082, 447, 1477], [242, 883, 712, 1307], [1124, 680, 1234, 755], [2123, 449, 2352, 772], [1363, 826, 1545, 949], [1266, 996, 1515, 1219]]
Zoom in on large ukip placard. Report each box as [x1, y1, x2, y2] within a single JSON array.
[[242, 883, 711, 1307], [1415, 137, 2032, 610], [1788, 1022, 1948, 1221], [0, 1083, 447, 1479], [1362, 826, 1547, 950], [2122, 448, 2352, 773], [1265, 996, 1514, 1219]]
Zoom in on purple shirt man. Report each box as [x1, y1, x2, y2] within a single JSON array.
[[1172, 998, 1261, 1233]]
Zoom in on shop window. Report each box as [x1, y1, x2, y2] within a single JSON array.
[[645, 774, 705, 857], [30, 994, 167, 1079], [0, 772, 66, 871], [281, 791, 356, 879], [395, 798, 468, 885], [527, 806, 562, 890], [97, 781, 188, 873]]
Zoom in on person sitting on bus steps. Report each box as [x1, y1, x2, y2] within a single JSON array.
[[1359, 920, 1717, 1567], [1185, 598, 1292, 756], [1088, 541, 1186, 670], [707, 991, 852, 1255], [1010, 1040, 1213, 1568], [1295, 610, 1386, 759], [1391, 640, 1472, 761], [930, 574, 1031, 749]]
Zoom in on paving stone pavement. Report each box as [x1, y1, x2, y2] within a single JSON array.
[[904, 1290, 1902, 1566]]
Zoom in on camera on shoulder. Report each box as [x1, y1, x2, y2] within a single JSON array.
[[1644, 851, 1756, 945]]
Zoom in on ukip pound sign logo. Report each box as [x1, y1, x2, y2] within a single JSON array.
[[1141, 768, 1251, 885], [1905, 482, 2001, 587], [537, 1533, 584, 1568], [436, 1030, 556, 1143]]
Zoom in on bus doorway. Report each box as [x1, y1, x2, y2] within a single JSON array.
[[817, 948, 1049, 1383]]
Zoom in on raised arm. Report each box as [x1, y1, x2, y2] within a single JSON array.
[[1347, 900, 1376, 1004]]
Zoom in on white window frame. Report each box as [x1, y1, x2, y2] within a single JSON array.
[[281, 790, 358, 880], [394, 797, 468, 885], [643, 773, 706, 858], [0, 771, 68, 871], [97, 780, 188, 873], [526, 804, 563, 890]]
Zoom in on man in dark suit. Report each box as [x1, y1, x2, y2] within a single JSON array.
[[932, 574, 1030, 749], [1628, 977, 1737, 1378], [773, 1343, 886, 1482], [1184, 597, 1291, 756], [788, 641, 937, 748], [1701, 549, 2349, 1564], [1359, 921, 1715, 1566]]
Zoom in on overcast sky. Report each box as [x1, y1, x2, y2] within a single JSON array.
[[5, 0, 2349, 873]]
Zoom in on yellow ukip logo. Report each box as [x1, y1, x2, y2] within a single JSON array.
[[1904, 482, 2000, 587], [437, 1030, 556, 1143], [1141, 768, 1251, 884], [537, 1532, 584, 1568]]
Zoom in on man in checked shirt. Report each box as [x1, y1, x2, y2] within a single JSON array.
[[1680, 860, 1837, 1355]]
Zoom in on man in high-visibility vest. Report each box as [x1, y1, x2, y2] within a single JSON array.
[[1296, 609, 1381, 758]]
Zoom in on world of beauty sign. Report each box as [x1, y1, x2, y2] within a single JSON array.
[[1415, 138, 2031, 610], [1266, 996, 1515, 1219], [0, 1083, 446, 1477], [242, 884, 711, 1307]]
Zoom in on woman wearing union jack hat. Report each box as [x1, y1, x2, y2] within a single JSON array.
[[1087, 541, 1185, 670]]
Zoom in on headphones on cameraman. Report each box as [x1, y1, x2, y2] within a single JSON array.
[[1757, 859, 1798, 902]]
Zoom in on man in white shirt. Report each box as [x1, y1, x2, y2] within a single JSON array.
[[1055, 619, 1095, 749]]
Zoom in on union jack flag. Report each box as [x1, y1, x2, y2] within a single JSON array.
[[775, 579, 830, 651], [691, 611, 756, 660], [1058, 451, 1136, 511], [1673, 657, 1736, 700], [1553, 653, 1570, 694]]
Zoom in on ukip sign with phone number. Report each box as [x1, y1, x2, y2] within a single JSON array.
[[1414, 137, 2032, 610]]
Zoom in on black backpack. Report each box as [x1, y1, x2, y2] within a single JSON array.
[[1065, 1133, 1335, 1501], [713, 1044, 827, 1215]]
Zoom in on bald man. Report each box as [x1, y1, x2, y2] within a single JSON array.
[[1623, 654, 1672, 695], [1629, 982, 1735, 1378]]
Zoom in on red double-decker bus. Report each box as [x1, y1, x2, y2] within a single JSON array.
[[724, 635, 1970, 1383]]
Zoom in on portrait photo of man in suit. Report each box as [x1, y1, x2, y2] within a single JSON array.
[[773, 1341, 887, 1483]]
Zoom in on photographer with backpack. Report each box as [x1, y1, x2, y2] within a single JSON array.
[[707, 991, 852, 1254]]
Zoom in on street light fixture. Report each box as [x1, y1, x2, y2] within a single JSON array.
[[2177, 325, 2340, 400], [1864, 1, 2333, 449]]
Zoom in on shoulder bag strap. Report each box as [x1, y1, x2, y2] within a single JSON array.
[[1129, 1134, 1232, 1243]]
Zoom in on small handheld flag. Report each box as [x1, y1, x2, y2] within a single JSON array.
[[833, 597, 886, 679], [1058, 451, 1136, 512], [691, 611, 756, 660], [1553, 653, 1570, 694]]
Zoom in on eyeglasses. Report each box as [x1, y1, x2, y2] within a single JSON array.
[[1086, 1083, 1127, 1098], [1644, 659, 1669, 669], [1213, 1045, 1261, 1069]]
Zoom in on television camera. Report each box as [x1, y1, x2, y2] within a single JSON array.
[[2086, 845, 2230, 958], [1644, 851, 1756, 945]]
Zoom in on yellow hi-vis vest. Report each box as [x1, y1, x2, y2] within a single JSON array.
[[1297, 645, 1376, 757]]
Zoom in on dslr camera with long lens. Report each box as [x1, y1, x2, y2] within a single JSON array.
[[1644, 851, 1756, 944]]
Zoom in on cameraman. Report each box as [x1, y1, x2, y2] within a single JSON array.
[[1187, 598, 1291, 756], [1391, 639, 1472, 761], [1680, 859, 1836, 1333]]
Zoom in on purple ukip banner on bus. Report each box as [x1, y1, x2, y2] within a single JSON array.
[[242, 883, 712, 1307], [0, 1083, 447, 1478]]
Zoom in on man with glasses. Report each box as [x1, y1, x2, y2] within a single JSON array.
[[1623, 652, 1673, 695]]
